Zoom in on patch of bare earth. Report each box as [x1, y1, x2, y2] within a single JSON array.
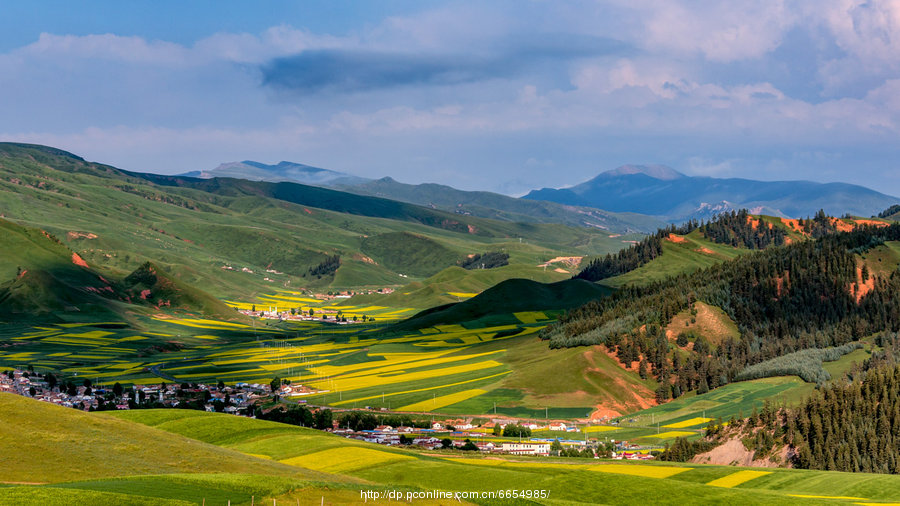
[[849, 265, 876, 303], [691, 437, 793, 468], [665, 301, 736, 345], [694, 247, 716, 255], [666, 233, 688, 243], [779, 218, 805, 235], [538, 256, 583, 269], [71, 253, 89, 268], [851, 219, 889, 228], [831, 218, 854, 232], [774, 274, 788, 298], [67, 231, 98, 240], [352, 253, 377, 265], [583, 347, 656, 419]]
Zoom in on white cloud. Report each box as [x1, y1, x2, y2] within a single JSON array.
[[634, 0, 798, 62], [3, 2, 900, 194]]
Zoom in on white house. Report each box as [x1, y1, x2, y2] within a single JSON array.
[[501, 442, 550, 456]]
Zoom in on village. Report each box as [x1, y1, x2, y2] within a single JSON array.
[[238, 305, 376, 324], [1, 367, 657, 460]]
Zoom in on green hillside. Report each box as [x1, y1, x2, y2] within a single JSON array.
[[337, 176, 666, 233], [390, 278, 613, 330], [5, 403, 900, 504], [361, 231, 461, 277], [0, 393, 307, 484], [0, 142, 631, 303], [601, 229, 745, 288], [345, 263, 573, 309], [119, 261, 244, 320], [0, 218, 126, 321]]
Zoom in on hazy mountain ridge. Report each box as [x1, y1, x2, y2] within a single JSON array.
[[181, 160, 370, 187], [336, 176, 664, 234], [524, 164, 900, 221]]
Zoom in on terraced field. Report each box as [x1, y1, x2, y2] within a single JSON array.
[[0, 301, 578, 415]]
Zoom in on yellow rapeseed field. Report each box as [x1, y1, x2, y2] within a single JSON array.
[[646, 431, 696, 439], [280, 447, 413, 473], [396, 388, 487, 411], [663, 417, 713, 429], [589, 464, 690, 478], [706, 470, 772, 488]]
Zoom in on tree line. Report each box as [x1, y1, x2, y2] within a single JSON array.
[[461, 251, 509, 270], [576, 209, 790, 282]]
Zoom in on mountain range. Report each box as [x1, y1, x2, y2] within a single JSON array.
[[200, 159, 900, 224], [524, 164, 899, 221], [180, 160, 370, 187]]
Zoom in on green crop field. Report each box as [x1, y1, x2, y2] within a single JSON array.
[[4, 405, 900, 504]]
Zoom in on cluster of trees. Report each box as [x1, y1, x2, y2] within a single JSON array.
[[549, 439, 599, 458], [576, 209, 795, 283], [306, 255, 340, 278], [336, 411, 432, 431], [878, 204, 900, 219], [461, 251, 509, 270], [499, 423, 532, 438], [787, 360, 900, 473], [544, 222, 900, 398], [734, 342, 862, 385], [659, 437, 719, 462], [701, 210, 786, 249], [255, 404, 334, 430], [714, 356, 900, 474], [799, 209, 839, 238]]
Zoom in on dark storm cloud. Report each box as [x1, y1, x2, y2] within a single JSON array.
[[259, 34, 632, 94]]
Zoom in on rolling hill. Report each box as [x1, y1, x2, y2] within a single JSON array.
[[0, 142, 631, 304], [5, 398, 900, 504], [524, 164, 899, 221], [337, 176, 664, 233], [390, 278, 614, 330]]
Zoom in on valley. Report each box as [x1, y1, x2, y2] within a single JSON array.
[[4, 143, 900, 504]]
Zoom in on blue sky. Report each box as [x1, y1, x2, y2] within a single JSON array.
[[2, 1, 900, 197]]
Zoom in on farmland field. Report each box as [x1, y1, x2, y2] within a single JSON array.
[[0, 295, 601, 416], [5, 403, 900, 505]]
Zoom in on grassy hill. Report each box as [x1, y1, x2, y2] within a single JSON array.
[[337, 176, 665, 233], [0, 142, 631, 305], [601, 229, 746, 288], [5, 402, 900, 504], [344, 263, 573, 309], [119, 261, 244, 320], [360, 231, 461, 277], [0, 218, 127, 321], [390, 278, 613, 330], [0, 393, 306, 484]]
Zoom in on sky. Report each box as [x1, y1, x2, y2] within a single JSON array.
[[2, 1, 900, 196]]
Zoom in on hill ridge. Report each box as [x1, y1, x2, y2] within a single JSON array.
[[523, 168, 899, 221]]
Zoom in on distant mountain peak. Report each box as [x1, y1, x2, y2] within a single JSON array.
[[523, 164, 899, 221], [181, 160, 371, 187], [601, 164, 685, 180]]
